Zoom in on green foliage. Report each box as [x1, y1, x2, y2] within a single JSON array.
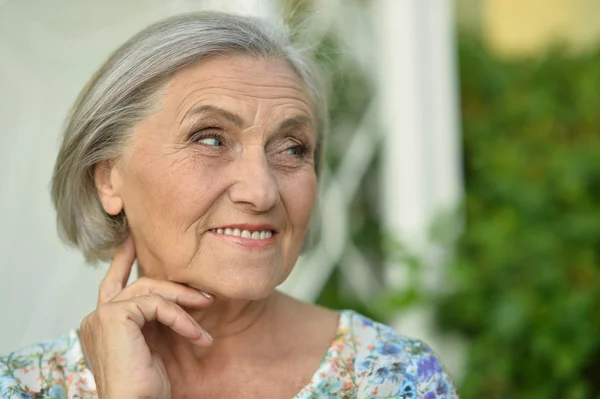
[[438, 37, 600, 398], [286, 4, 600, 396]]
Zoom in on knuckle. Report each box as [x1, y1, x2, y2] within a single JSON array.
[[121, 277, 157, 298], [136, 292, 164, 305], [119, 284, 141, 298], [145, 292, 164, 301]]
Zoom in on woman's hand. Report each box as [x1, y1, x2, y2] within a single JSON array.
[[79, 237, 214, 399]]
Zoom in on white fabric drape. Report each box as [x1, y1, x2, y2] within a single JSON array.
[[0, 0, 273, 355]]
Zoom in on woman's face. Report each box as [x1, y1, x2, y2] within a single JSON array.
[[100, 55, 317, 300]]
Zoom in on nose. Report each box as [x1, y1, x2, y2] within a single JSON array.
[[228, 147, 280, 212]]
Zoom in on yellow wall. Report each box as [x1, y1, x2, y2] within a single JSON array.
[[458, 0, 600, 57]]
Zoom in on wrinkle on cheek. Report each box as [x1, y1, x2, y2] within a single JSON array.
[[156, 157, 232, 221], [162, 152, 199, 179], [126, 135, 184, 175]]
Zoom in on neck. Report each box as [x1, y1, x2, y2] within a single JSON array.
[[187, 290, 278, 340], [133, 265, 295, 382], [160, 291, 291, 398], [153, 289, 288, 375], [135, 263, 281, 343]]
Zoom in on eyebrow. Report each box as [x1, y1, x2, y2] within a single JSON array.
[[275, 114, 313, 134], [182, 105, 245, 128], [182, 104, 313, 134]]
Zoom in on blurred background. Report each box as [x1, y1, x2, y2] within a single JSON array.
[[1, 0, 600, 397]]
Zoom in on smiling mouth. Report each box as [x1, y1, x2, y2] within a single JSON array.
[[209, 228, 275, 240]]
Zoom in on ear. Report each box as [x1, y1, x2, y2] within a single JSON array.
[[94, 160, 124, 215]]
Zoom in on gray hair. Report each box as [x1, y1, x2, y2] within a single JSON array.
[[51, 11, 328, 263]]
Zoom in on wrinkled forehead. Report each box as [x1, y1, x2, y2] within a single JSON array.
[[159, 54, 315, 127]]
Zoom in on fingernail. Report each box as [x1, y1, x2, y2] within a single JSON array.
[[199, 326, 214, 342], [200, 291, 213, 299]]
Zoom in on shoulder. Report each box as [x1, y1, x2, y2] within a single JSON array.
[[343, 311, 458, 399], [0, 331, 96, 399]]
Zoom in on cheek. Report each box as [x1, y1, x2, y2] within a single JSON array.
[[123, 153, 233, 276], [124, 153, 229, 232], [278, 170, 317, 230]]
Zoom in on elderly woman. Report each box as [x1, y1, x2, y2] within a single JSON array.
[[0, 12, 457, 399]]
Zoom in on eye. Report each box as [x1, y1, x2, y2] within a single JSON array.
[[197, 137, 223, 147], [192, 128, 225, 147], [285, 144, 309, 157]]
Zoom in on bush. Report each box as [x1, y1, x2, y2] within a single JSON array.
[[437, 37, 600, 398]]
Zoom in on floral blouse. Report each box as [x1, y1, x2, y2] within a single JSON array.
[[0, 310, 458, 398]]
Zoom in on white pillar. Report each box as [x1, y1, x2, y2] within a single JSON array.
[[377, 0, 462, 264], [374, 0, 465, 379]]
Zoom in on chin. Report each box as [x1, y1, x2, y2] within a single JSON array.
[[210, 267, 289, 301], [216, 281, 277, 301]]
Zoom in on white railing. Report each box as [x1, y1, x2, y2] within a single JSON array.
[[277, 1, 383, 302]]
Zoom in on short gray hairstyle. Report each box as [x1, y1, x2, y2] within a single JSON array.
[[51, 11, 328, 263]]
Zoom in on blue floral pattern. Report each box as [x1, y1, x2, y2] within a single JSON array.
[[0, 310, 458, 398]]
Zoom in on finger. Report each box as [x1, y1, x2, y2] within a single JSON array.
[[98, 236, 136, 306], [120, 294, 213, 345], [111, 277, 214, 308]]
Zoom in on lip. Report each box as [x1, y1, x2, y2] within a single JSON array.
[[208, 223, 278, 250]]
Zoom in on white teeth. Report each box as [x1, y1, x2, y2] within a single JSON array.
[[213, 228, 274, 240]]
